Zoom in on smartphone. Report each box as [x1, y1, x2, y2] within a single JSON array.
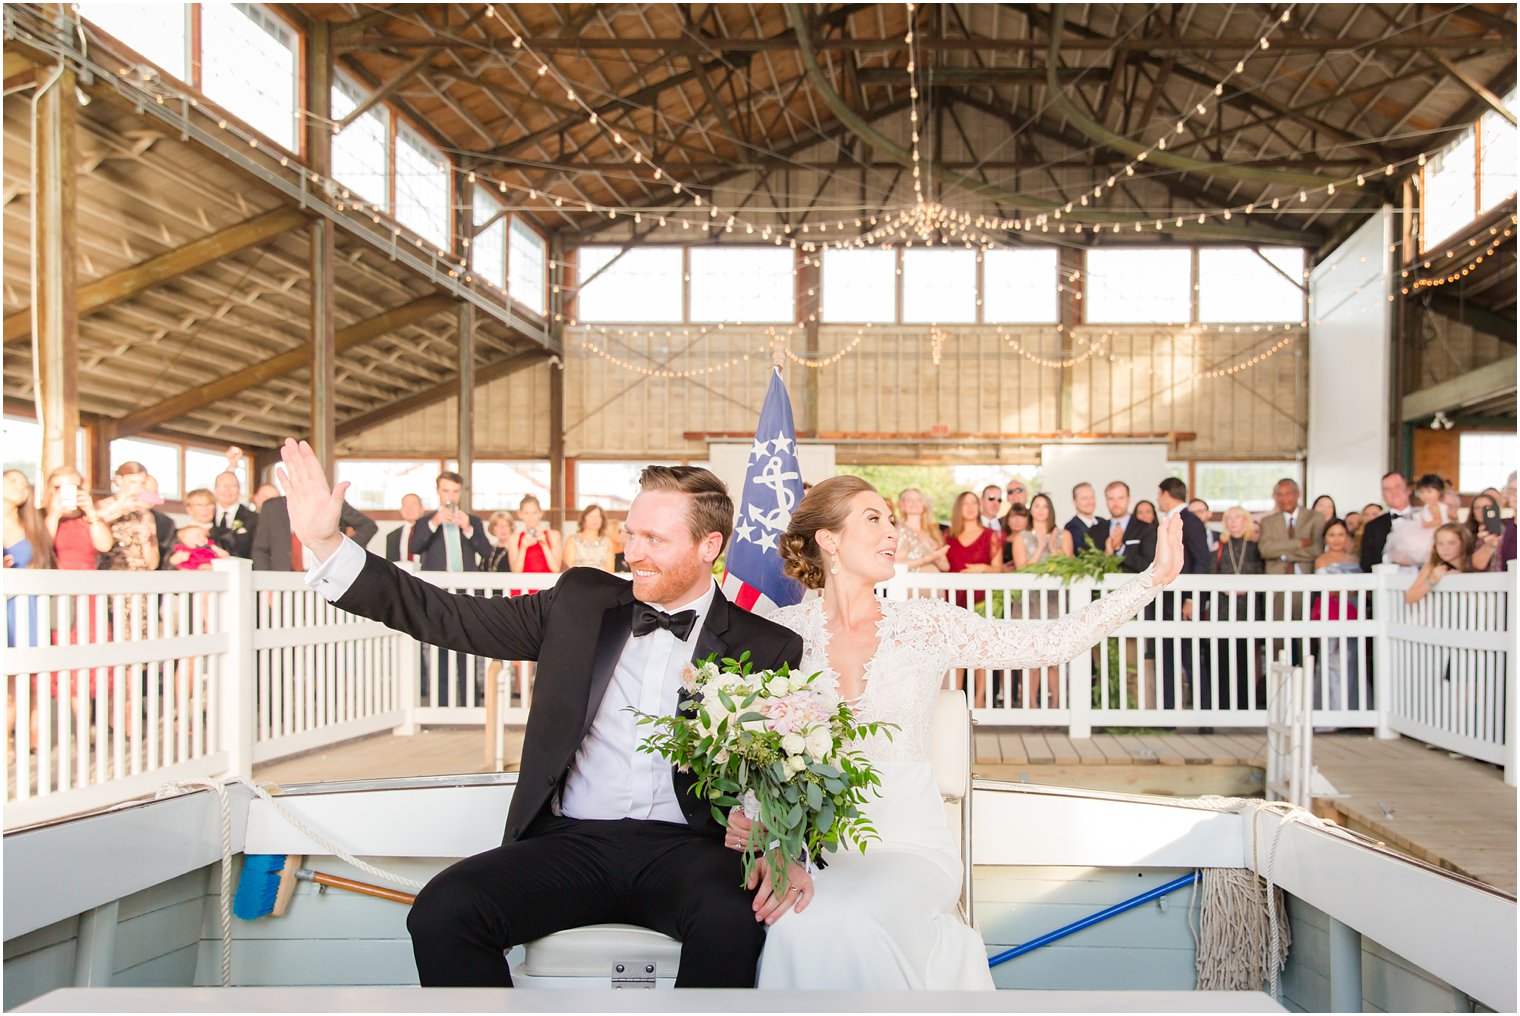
[[1482, 503, 1504, 536], [139, 491, 165, 507], [443, 501, 457, 512], [59, 483, 78, 511]]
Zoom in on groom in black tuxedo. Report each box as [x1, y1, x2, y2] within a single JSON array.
[[279, 439, 807, 988]]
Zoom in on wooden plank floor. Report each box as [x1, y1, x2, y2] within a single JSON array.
[[248, 726, 1515, 895]]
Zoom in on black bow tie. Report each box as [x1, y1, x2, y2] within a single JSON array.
[[631, 602, 698, 640]]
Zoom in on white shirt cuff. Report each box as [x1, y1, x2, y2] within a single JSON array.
[[303, 535, 366, 601]]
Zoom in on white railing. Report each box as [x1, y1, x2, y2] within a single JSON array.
[[4, 561, 1514, 825]]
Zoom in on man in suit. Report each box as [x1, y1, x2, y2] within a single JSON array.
[[210, 470, 258, 559], [252, 494, 377, 570], [1155, 478, 1212, 711], [409, 472, 492, 571], [384, 493, 425, 564], [279, 438, 808, 988], [1259, 478, 1326, 576], [141, 474, 178, 570], [978, 484, 1004, 530], [1103, 481, 1156, 573], [1063, 482, 1108, 556], [1188, 498, 1220, 555], [1358, 472, 1412, 573]]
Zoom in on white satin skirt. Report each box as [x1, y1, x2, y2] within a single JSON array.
[[755, 761, 995, 990]]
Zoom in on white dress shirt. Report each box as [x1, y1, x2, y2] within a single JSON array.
[[305, 537, 711, 824]]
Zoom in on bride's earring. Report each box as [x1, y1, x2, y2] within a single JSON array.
[[829, 553, 841, 576]]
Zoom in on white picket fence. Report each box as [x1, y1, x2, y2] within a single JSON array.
[[3, 560, 1514, 827]]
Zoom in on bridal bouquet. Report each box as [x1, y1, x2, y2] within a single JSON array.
[[632, 652, 892, 896]]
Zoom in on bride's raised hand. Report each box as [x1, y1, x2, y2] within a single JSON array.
[[1150, 511, 1186, 585]]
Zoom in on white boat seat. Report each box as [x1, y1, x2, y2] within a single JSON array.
[[519, 688, 975, 983]]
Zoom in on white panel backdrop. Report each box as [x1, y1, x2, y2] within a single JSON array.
[[1308, 208, 1394, 512], [1038, 443, 1172, 522]]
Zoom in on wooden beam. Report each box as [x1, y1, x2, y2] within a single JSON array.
[[337, 7, 488, 130], [111, 295, 454, 439], [1422, 295, 1518, 344], [335, 349, 548, 439], [36, 64, 80, 476], [309, 21, 336, 479], [4, 207, 307, 345], [1428, 50, 1516, 125], [1402, 356, 1518, 421]]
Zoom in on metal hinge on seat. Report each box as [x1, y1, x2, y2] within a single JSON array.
[[611, 960, 658, 989]]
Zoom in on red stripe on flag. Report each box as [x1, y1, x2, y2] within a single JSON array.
[[734, 584, 761, 611]]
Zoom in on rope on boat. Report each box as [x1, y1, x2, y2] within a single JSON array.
[[156, 775, 426, 988]]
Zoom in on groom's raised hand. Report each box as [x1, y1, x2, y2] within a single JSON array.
[[276, 438, 350, 565]]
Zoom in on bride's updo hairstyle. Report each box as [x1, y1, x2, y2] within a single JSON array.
[[780, 475, 880, 589]]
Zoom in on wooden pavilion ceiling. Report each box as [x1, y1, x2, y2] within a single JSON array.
[[306, 2, 1518, 251]]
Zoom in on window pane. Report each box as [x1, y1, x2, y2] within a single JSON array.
[[201, 3, 298, 151], [1198, 248, 1306, 323], [1480, 91, 1517, 214], [1459, 433, 1518, 493], [395, 126, 452, 252], [472, 461, 551, 511], [1085, 248, 1193, 324], [332, 76, 390, 212], [821, 249, 896, 323], [77, 3, 188, 80], [472, 190, 506, 288], [1423, 128, 1478, 250], [576, 461, 698, 514], [2, 416, 42, 481], [689, 247, 794, 323], [576, 247, 683, 323], [902, 249, 977, 323], [184, 447, 249, 496], [982, 248, 1059, 324], [509, 218, 547, 315], [1194, 461, 1303, 514], [110, 437, 181, 499], [336, 460, 440, 511]]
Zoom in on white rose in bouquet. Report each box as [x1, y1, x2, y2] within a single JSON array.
[[787, 755, 808, 773], [804, 725, 833, 760], [780, 732, 807, 756]]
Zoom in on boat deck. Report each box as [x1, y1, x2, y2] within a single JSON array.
[[249, 726, 1517, 896]]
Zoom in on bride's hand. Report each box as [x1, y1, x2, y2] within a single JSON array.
[[725, 809, 754, 851], [748, 855, 813, 925], [1149, 512, 1186, 585]]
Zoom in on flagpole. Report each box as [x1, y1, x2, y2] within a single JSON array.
[[770, 329, 786, 373]]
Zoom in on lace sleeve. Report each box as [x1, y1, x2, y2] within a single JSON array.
[[924, 569, 1162, 669]]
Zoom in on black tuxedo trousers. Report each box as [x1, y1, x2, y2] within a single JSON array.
[[331, 558, 803, 986]]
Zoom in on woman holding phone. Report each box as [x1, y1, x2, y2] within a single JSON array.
[[97, 461, 161, 572], [1468, 491, 1505, 572]]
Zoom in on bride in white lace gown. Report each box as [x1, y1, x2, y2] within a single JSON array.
[[733, 476, 1185, 990]]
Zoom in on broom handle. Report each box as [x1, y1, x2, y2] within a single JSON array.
[[306, 871, 417, 905]]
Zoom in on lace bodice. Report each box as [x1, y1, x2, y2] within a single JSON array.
[[768, 570, 1161, 762]]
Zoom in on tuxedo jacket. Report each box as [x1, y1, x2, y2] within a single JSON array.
[[251, 496, 378, 570], [210, 504, 258, 559], [1063, 516, 1109, 556], [1116, 519, 1157, 574], [333, 560, 804, 843], [1358, 510, 1396, 573], [1257, 509, 1327, 575], [409, 515, 492, 571], [384, 523, 420, 563]]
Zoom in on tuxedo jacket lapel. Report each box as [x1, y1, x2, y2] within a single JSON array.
[[579, 587, 636, 743], [690, 584, 732, 672]]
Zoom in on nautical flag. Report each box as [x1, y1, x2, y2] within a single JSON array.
[[722, 368, 805, 615]]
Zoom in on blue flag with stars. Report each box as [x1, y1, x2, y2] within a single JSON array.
[[722, 368, 805, 614]]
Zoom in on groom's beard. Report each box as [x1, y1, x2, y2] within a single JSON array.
[[628, 553, 707, 606]]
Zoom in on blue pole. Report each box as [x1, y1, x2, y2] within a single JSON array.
[[988, 871, 1198, 968]]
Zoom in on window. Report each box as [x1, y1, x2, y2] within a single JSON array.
[[577, 461, 700, 514], [77, 3, 189, 81], [110, 437, 182, 499], [336, 460, 442, 511], [184, 447, 250, 497], [509, 218, 547, 315], [1194, 461, 1302, 514], [575, 247, 683, 323], [1459, 433, 1518, 494], [2, 416, 42, 481], [820, 249, 896, 323], [1422, 127, 1478, 250], [332, 75, 391, 212], [1085, 248, 1193, 324], [471, 190, 506, 288], [200, 3, 299, 152], [902, 249, 977, 323], [982, 249, 1059, 324], [472, 461, 551, 511], [395, 124, 452, 252], [689, 247, 794, 323], [1479, 90, 1517, 214], [1198, 248, 1306, 323]]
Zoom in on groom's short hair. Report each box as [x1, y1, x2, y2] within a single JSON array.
[[638, 465, 734, 551]]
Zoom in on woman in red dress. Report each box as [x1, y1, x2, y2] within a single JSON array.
[[944, 490, 1002, 707]]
